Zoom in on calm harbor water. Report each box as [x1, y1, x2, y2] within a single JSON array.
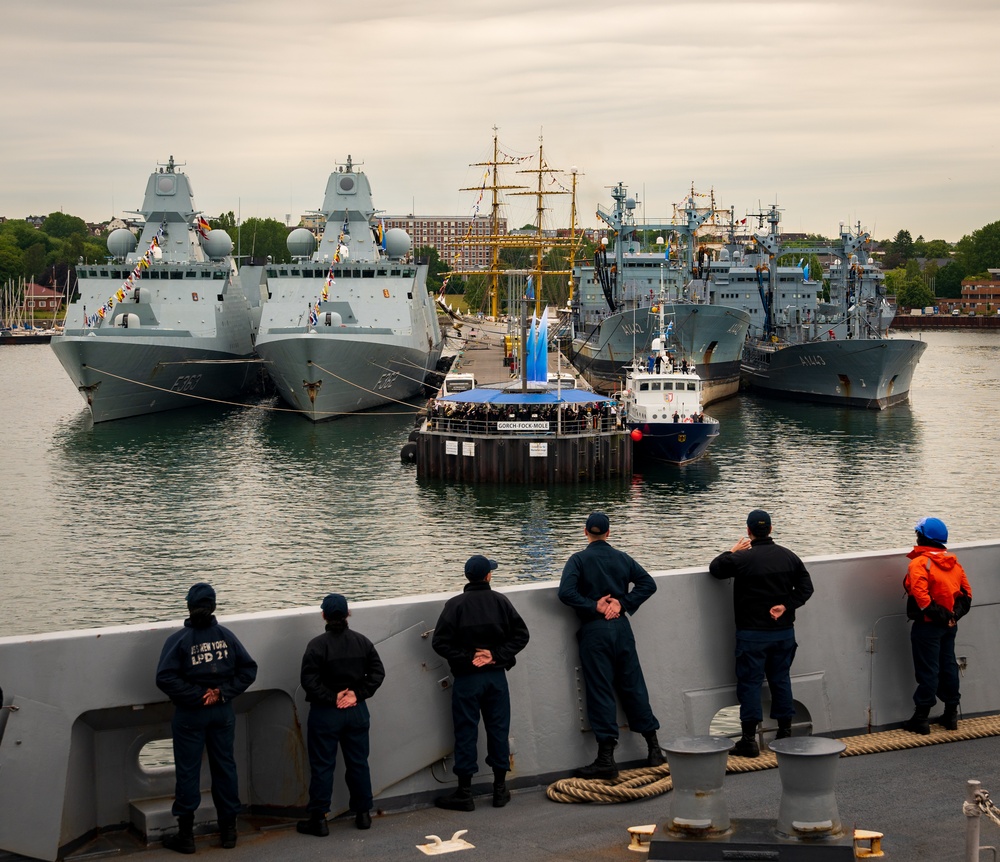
[[1, 331, 998, 638]]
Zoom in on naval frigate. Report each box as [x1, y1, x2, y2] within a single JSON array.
[[253, 156, 444, 421], [567, 184, 751, 405], [50, 157, 263, 423], [732, 205, 926, 408]]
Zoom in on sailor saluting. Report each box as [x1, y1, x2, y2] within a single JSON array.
[[155, 583, 258, 854]]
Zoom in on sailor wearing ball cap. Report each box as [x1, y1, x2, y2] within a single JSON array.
[[155, 583, 258, 853], [709, 509, 814, 758], [432, 555, 530, 811], [297, 594, 385, 835]]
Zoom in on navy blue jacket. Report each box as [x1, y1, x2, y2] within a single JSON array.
[[710, 537, 814, 630], [156, 617, 258, 708], [300, 622, 385, 705], [559, 540, 656, 624], [432, 581, 530, 676]]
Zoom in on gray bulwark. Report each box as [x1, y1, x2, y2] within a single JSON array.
[[1, 541, 1000, 860]]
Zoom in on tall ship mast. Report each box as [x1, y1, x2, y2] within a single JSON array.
[[446, 130, 584, 320]]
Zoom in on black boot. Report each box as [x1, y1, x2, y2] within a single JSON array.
[[163, 814, 196, 855], [296, 811, 329, 837], [573, 739, 619, 779], [643, 731, 666, 767], [936, 703, 960, 731], [903, 706, 931, 735], [218, 816, 237, 849], [492, 769, 511, 808], [732, 721, 760, 758], [355, 810, 372, 830], [435, 774, 475, 811], [776, 718, 793, 740]]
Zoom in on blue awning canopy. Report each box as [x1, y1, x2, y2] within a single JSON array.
[[438, 386, 615, 405]]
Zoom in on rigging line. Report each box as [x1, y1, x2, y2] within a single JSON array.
[[154, 359, 269, 366], [308, 360, 428, 410], [80, 365, 421, 417]]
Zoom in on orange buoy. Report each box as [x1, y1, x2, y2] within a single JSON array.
[[630, 429, 643, 442]]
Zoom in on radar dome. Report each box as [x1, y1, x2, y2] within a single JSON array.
[[287, 227, 316, 258], [625, 197, 637, 210], [203, 229, 233, 260], [107, 228, 137, 258], [384, 228, 411, 259]]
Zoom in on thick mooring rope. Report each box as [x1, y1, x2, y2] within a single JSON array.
[[546, 714, 1000, 803]]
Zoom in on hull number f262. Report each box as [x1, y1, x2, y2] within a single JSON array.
[[373, 371, 399, 391]]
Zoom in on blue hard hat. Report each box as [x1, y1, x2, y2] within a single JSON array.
[[914, 517, 948, 543]]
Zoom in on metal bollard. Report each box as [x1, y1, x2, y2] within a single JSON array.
[[662, 736, 734, 837], [769, 736, 847, 840]]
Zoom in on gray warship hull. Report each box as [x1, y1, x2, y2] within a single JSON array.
[[254, 330, 440, 421], [50, 333, 256, 423], [569, 303, 751, 404], [741, 337, 928, 408]]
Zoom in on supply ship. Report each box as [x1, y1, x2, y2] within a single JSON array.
[[566, 184, 751, 405]]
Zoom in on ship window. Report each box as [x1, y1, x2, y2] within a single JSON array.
[[185, 271, 196, 278], [267, 269, 278, 277], [687, 382, 696, 391], [391, 268, 400, 276], [291, 269, 300, 276], [639, 382, 649, 391], [201, 271, 211, 278], [355, 270, 365, 278], [171, 271, 183, 280], [213, 271, 224, 279], [663, 382, 674, 390], [651, 382, 661, 391], [362, 270, 374, 278]]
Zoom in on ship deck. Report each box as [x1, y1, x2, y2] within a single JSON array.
[[18, 733, 996, 862]]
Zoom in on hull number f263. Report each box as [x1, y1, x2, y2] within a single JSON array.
[[171, 374, 203, 392]]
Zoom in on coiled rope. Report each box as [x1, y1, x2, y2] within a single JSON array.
[[546, 713, 1000, 804]]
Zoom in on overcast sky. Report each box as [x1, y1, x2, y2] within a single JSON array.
[[3, 0, 997, 242]]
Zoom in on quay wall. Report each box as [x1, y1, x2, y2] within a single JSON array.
[[2, 541, 1000, 859]]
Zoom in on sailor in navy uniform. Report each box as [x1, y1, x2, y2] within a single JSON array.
[[558, 512, 665, 779], [156, 583, 258, 853]]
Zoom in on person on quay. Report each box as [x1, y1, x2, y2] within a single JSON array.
[[155, 583, 258, 854], [432, 555, 530, 811], [902, 517, 972, 734], [558, 512, 665, 779], [709, 510, 814, 757], [297, 594, 385, 836]]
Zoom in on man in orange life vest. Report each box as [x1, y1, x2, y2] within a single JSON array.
[[902, 517, 972, 734]]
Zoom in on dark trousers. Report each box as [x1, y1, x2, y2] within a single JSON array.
[[735, 629, 798, 723], [171, 701, 240, 819], [577, 618, 658, 742], [450, 669, 510, 776], [910, 621, 960, 708], [306, 701, 373, 815]]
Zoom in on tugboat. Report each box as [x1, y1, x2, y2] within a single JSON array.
[[621, 299, 720, 465]]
